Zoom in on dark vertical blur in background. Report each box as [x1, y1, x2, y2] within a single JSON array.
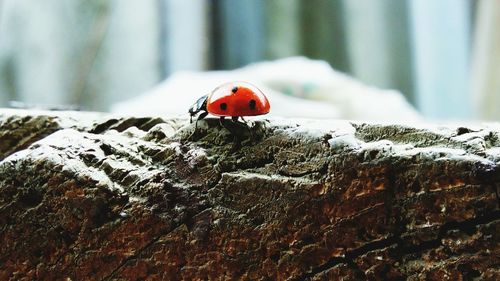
[[0, 0, 498, 120]]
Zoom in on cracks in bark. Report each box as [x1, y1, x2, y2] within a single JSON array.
[[101, 226, 172, 281], [277, 159, 329, 178], [101, 206, 213, 281], [294, 211, 500, 281], [213, 145, 277, 174], [90, 118, 119, 134], [90, 117, 166, 135], [0, 124, 59, 160], [294, 237, 399, 281]]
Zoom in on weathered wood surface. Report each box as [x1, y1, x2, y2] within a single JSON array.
[[0, 109, 499, 280]]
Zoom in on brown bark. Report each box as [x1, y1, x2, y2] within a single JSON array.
[[0, 109, 499, 280]]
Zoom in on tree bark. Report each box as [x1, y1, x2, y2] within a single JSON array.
[[0, 109, 499, 280]]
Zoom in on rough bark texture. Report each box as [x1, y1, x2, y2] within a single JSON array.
[[0, 109, 499, 280]]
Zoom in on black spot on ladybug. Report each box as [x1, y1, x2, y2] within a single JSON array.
[[220, 103, 227, 110], [249, 99, 256, 110], [231, 87, 238, 93]]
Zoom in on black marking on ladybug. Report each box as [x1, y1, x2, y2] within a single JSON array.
[[220, 102, 227, 110], [249, 99, 256, 110], [231, 87, 238, 93]]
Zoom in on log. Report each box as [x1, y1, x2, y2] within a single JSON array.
[[0, 109, 499, 280]]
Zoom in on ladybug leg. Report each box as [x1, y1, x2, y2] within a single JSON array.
[[195, 111, 208, 130], [188, 111, 208, 140], [220, 116, 242, 151], [219, 116, 226, 129], [220, 116, 237, 135], [240, 117, 254, 142], [231, 116, 254, 143]]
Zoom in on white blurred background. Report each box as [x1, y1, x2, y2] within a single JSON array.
[[0, 0, 498, 121]]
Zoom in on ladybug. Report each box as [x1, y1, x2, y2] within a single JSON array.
[[189, 81, 270, 139]]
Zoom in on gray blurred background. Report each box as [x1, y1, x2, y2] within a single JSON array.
[[0, 0, 498, 120]]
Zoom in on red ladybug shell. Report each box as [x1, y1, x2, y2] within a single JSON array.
[[206, 82, 270, 117]]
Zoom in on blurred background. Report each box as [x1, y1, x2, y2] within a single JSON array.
[[0, 0, 498, 120]]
